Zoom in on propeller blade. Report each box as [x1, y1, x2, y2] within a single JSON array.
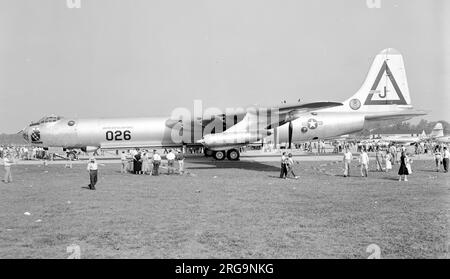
[[17, 127, 27, 135], [288, 121, 293, 149]]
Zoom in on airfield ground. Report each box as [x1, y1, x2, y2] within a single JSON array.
[[0, 155, 448, 258]]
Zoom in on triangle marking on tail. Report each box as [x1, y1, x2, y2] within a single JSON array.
[[364, 60, 407, 105]]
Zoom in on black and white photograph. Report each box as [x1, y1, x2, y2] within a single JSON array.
[[0, 0, 449, 265]]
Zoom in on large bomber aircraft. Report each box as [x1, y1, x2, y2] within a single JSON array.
[[374, 131, 428, 145], [429, 123, 450, 144], [22, 48, 427, 160]]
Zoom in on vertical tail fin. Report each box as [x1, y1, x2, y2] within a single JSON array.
[[346, 48, 411, 111], [430, 123, 444, 137]]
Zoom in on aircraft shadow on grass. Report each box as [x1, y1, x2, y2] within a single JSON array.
[[186, 159, 280, 173]]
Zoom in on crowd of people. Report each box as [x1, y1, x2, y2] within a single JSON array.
[[120, 148, 186, 176], [348, 143, 448, 181], [0, 145, 50, 160], [279, 152, 299, 179], [277, 142, 449, 182], [2, 141, 448, 187], [433, 145, 450, 173]]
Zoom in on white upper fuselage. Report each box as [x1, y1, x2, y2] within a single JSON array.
[[24, 116, 183, 149]]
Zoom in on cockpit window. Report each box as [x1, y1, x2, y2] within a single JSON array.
[[33, 115, 62, 125]]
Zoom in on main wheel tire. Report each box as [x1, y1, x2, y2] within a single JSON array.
[[227, 149, 240, 161], [68, 152, 76, 160], [213, 151, 226, 160]]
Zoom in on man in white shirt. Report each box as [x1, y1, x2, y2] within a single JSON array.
[[286, 153, 299, 179], [389, 145, 396, 165], [166, 150, 176, 175], [434, 147, 442, 172], [359, 148, 370, 177], [176, 150, 186, 174], [86, 157, 98, 190], [3, 153, 14, 183], [443, 147, 450, 173], [120, 151, 128, 174], [152, 150, 162, 176], [343, 148, 353, 177]]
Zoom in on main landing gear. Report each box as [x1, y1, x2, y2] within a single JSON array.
[[206, 149, 240, 161]]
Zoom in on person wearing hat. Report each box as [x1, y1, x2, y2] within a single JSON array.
[[86, 157, 98, 190]]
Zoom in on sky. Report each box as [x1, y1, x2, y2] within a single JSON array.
[[0, 0, 449, 133]]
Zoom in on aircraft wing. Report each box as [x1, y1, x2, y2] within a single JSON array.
[[99, 141, 201, 150], [277, 102, 343, 114], [365, 110, 428, 122], [165, 102, 343, 132], [268, 102, 343, 128]]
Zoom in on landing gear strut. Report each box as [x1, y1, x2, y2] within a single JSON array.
[[204, 149, 214, 157]]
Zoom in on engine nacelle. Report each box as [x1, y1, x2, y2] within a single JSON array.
[[278, 112, 365, 142], [80, 146, 99, 153], [200, 132, 262, 148]]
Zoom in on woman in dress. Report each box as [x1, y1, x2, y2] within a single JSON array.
[[434, 146, 442, 172], [141, 152, 150, 175], [398, 151, 409, 182], [385, 150, 392, 172], [375, 147, 384, 171], [133, 152, 142, 175]]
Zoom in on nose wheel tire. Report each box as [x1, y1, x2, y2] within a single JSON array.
[[213, 151, 226, 160], [227, 149, 240, 161]]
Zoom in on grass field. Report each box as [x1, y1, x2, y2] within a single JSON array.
[[0, 158, 448, 258]]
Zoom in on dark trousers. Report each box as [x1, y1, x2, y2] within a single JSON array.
[[153, 161, 160, 176], [89, 170, 98, 189], [444, 158, 449, 172], [280, 164, 287, 178]]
